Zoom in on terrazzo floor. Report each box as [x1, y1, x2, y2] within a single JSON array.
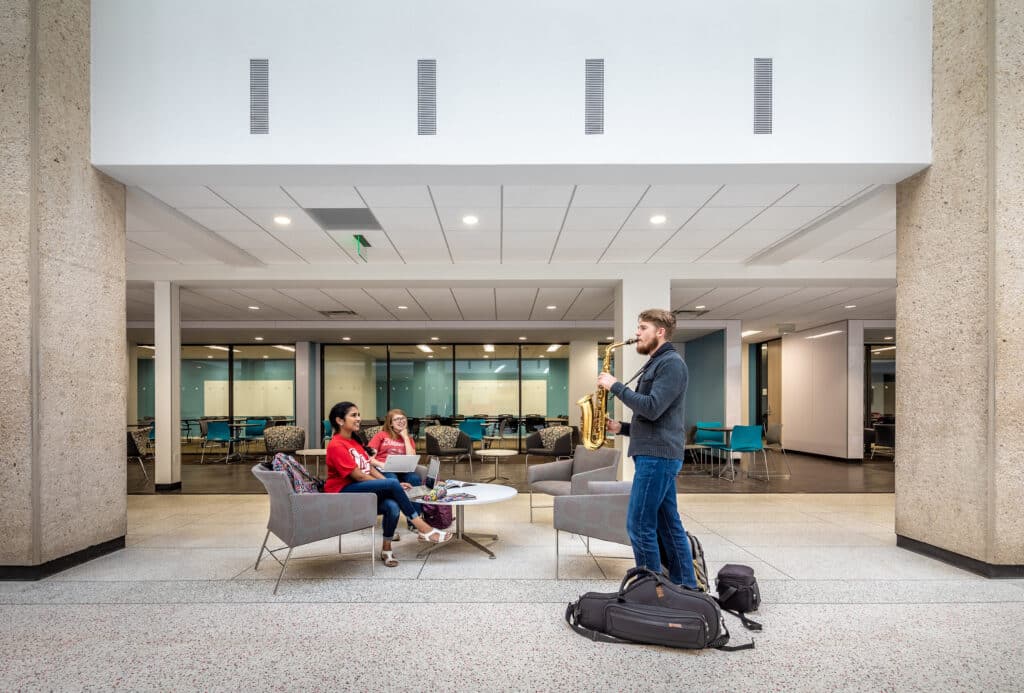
[[3, 493, 1023, 691]]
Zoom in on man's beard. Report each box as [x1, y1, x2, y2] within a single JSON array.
[[636, 339, 653, 355]]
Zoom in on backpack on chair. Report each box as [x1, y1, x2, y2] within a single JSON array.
[[269, 453, 324, 493]]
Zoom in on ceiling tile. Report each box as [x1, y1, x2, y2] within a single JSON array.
[[531, 288, 582, 320], [244, 207, 322, 232], [452, 288, 496, 320], [365, 289, 428, 319], [408, 288, 463, 320], [319, 289, 395, 319], [648, 247, 704, 263], [562, 207, 632, 231], [211, 186, 295, 209], [215, 230, 287, 250], [127, 231, 195, 252], [276, 289, 349, 312], [180, 207, 263, 232], [502, 207, 566, 231], [562, 287, 614, 320], [642, 185, 722, 207], [707, 184, 796, 207], [500, 246, 552, 263], [429, 186, 500, 208], [670, 287, 716, 307], [665, 227, 733, 249], [742, 206, 831, 231], [551, 246, 603, 263], [572, 185, 648, 207], [142, 186, 228, 209], [609, 229, 675, 249], [622, 207, 698, 230], [502, 185, 574, 207], [126, 207, 158, 232], [495, 288, 538, 320], [776, 184, 870, 206], [830, 232, 896, 262], [557, 229, 617, 247], [283, 186, 365, 208], [126, 241, 177, 264], [242, 247, 307, 264], [451, 245, 501, 263], [370, 207, 441, 233], [437, 208, 500, 233], [358, 186, 433, 208], [362, 247, 403, 263], [681, 206, 762, 230]]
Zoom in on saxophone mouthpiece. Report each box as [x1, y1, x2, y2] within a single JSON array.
[[624, 338, 638, 344]]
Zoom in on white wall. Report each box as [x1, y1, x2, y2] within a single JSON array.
[[92, 0, 931, 168], [781, 320, 862, 459]]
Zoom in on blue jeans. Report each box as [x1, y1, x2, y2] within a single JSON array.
[[626, 455, 698, 588], [383, 471, 421, 486], [341, 478, 421, 540]]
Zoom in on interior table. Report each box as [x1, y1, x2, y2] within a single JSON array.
[[296, 448, 327, 477], [474, 448, 518, 483], [413, 482, 517, 559]]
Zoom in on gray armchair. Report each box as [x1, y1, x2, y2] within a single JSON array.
[[524, 425, 576, 466], [526, 445, 620, 521], [251, 465, 378, 594], [553, 480, 632, 579], [424, 425, 473, 474]]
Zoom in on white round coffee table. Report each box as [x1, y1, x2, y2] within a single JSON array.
[[412, 482, 517, 559], [296, 448, 326, 477], [474, 448, 518, 482]]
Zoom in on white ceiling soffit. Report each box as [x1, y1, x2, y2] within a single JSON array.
[[125, 187, 264, 267]]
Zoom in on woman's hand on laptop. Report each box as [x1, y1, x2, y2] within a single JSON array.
[[400, 482, 412, 490]]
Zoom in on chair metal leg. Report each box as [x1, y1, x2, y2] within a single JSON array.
[[555, 529, 560, 580], [370, 526, 374, 577], [272, 547, 293, 595], [586, 535, 591, 555], [529, 489, 533, 522], [254, 529, 270, 570]]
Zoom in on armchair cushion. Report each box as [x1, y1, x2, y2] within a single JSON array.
[[532, 480, 571, 496], [526, 458, 573, 485], [554, 492, 631, 546]]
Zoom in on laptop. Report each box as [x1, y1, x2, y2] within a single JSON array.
[[405, 457, 441, 500], [379, 454, 420, 473]]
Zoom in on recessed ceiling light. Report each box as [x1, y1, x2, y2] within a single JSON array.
[[546, 344, 561, 352], [483, 344, 495, 352], [741, 330, 762, 337], [139, 345, 155, 350], [546, 305, 557, 310], [845, 305, 857, 309], [427, 355, 434, 359], [248, 305, 260, 311], [262, 355, 268, 359], [341, 336, 351, 341], [397, 305, 408, 310], [273, 345, 295, 353], [207, 345, 230, 351], [806, 330, 844, 340], [539, 355, 546, 359], [363, 346, 370, 349], [416, 344, 433, 353], [606, 336, 614, 340], [273, 215, 291, 226], [695, 305, 706, 310], [518, 336, 528, 341], [253, 337, 264, 342], [872, 346, 897, 353], [462, 215, 479, 226], [483, 355, 489, 359], [431, 336, 440, 341], [884, 336, 894, 341], [649, 214, 667, 225], [207, 355, 213, 359]]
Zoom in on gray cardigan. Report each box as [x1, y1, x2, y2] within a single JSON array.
[[609, 343, 687, 460]]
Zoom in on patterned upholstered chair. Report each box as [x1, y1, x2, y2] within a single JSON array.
[[553, 480, 632, 579], [126, 430, 150, 481], [424, 425, 473, 474], [360, 424, 383, 443], [524, 425, 575, 466], [251, 465, 378, 593], [526, 445, 620, 521], [263, 425, 306, 458]]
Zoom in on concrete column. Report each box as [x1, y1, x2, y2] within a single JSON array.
[[723, 320, 743, 429], [568, 339, 599, 434], [295, 341, 312, 448], [153, 282, 181, 490], [614, 274, 672, 480], [0, 0, 127, 575], [895, 0, 1024, 575]]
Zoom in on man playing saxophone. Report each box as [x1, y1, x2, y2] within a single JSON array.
[[596, 308, 698, 589]]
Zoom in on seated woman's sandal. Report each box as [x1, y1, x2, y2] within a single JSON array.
[[380, 550, 398, 568], [418, 528, 453, 544]]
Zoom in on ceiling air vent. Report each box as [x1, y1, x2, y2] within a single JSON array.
[[585, 58, 604, 135], [250, 58, 269, 134], [305, 208, 381, 230], [321, 310, 358, 318], [776, 323, 796, 335], [753, 57, 772, 134], [417, 59, 437, 135], [672, 308, 709, 319]]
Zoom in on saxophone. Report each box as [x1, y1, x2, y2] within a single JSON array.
[[577, 338, 637, 450]]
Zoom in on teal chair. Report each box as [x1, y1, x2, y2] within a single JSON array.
[[241, 418, 268, 454], [458, 419, 486, 448], [322, 418, 331, 446], [718, 425, 766, 482], [694, 421, 725, 473], [201, 420, 237, 464]]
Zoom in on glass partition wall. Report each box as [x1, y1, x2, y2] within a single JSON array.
[[322, 343, 572, 450]]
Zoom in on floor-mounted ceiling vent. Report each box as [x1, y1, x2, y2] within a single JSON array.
[[321, 310, 359, 318], [305, 208, 382, 230], [753, 57, 773, 134], [585, 58, 605, 135], [250, 59, 269, 134], [417, 59, 437, 135]]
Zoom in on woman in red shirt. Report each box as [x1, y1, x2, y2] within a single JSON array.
[[325, 401, 451, 567], [369, 409, 421, 486]]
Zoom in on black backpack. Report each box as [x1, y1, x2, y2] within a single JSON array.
[[565, 567, 754, 651], [715, 564, 763, 631]]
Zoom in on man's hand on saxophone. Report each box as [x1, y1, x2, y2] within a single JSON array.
[[605, 419, 622, 434], [597, 372, 618, 391]]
